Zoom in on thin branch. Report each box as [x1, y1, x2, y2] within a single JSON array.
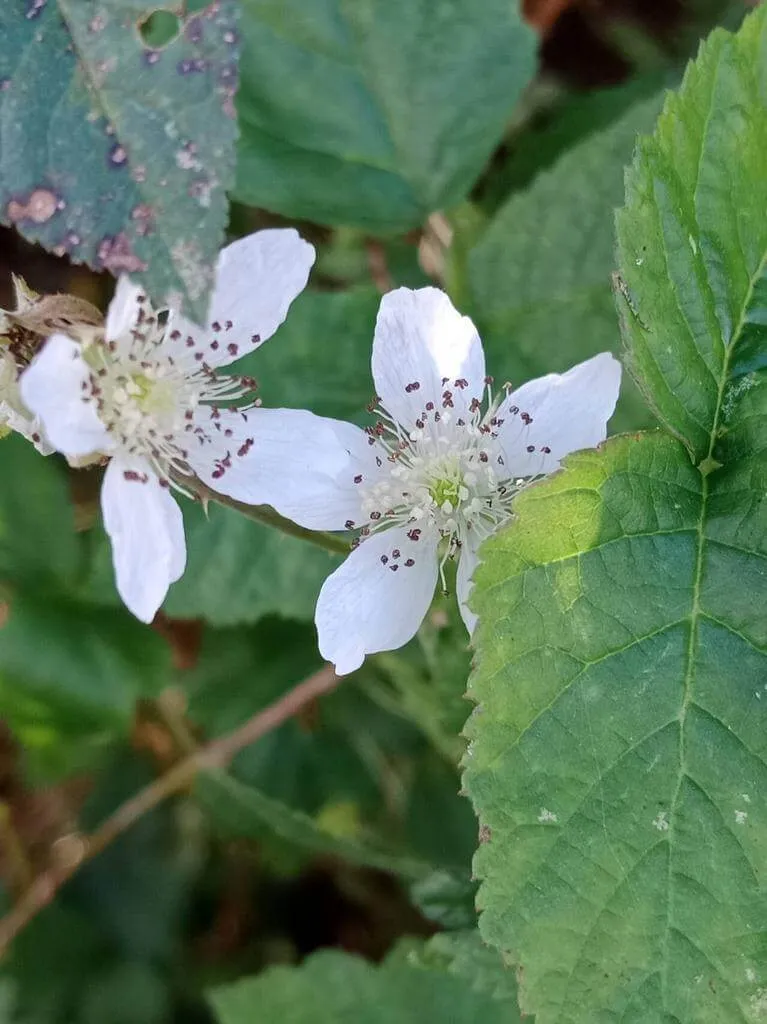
[[0, 803, 33, 896], [187, 476, 351, 556], [0, 664, 340, 958]]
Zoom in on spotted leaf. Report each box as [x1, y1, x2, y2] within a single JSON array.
[[0, 1, 239, 322]]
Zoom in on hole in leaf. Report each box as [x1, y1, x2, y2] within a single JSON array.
[[137, 9, 182, 48]]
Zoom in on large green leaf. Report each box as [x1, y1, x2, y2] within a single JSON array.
[[0, 1, 239, 321], [209, 936, 522, 1024], [234, 0, 536, 231], [468, 92, 664, 432], [465, 432, 767, 1022], [616, 7, 767, 460], [464, 13, 767, 1021]]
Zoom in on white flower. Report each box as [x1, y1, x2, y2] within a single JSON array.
[[0, 346, 52, 453], [252, 287, 622, 675], [20, 228, 319, 623]]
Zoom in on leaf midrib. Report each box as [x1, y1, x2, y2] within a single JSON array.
[[659, 207, 767, 1016]]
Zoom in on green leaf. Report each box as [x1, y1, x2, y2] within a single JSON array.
[[184, 619, 381, 816], [195, 769, 432, 881], [0, 437, 78, 591], [236, 286, 379, 422], [0, 1, 239, 321], [165, 501, 342, 625], [464, 430, 767, 1022], [209, 939, 521, 1024], [466, 17, 767, 1018], [616, 6, 767, 460], [82, 497, 342, 626], [409, 872, 479, 932], [468, 92, 665, 432], [234, 0, 536, 231], [389, 931, 522, 1012], [0, 596, 170, 778]]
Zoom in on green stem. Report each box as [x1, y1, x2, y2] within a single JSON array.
[[183, 477, 351, 556]]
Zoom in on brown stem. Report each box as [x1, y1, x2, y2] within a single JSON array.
[[0, 803, 33, 896], [0, 664, 340, 958]]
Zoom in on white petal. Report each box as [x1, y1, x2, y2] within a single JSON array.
[[496, 353, 622, 478], [187, 406, 379, 531], [371, 288, 486, 428], [106, 276, 143, 347], [316, 526, 439, 675], [456, 536, 481, 636], [101, 457, 186, 623], [0, 405, 53, 455], [165, 228, 315, 368], [20, 333, 114, 458]]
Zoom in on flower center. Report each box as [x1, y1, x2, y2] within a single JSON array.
[[351, 374, 553, 584], [429, 470, 464, 512], [357, 383, 520, 561], [78, 295, 257, 485]]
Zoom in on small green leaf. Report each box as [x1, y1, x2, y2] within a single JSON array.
[[196, 769, 432, 880], [235, 0, 536, 230], [210, 938, 521, 1024], [616, 5, 767, 459], [468, 93, 664, 433], [391, 931, 522, 1012], [0, 1, 239, 321], [409, 872, 479, 932]]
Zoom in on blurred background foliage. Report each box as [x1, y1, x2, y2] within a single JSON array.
[[0, 0, 754, 1019]]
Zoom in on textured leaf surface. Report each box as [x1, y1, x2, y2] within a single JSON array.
[[210, 938, 521, 1024], [465, 428, 767, 1022], [234, 0, 535, 230], [0, 1, 239, 321], [465, 19, 767, 1019], [468, 93, 664, 432], [616, 7, 767, 459]]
